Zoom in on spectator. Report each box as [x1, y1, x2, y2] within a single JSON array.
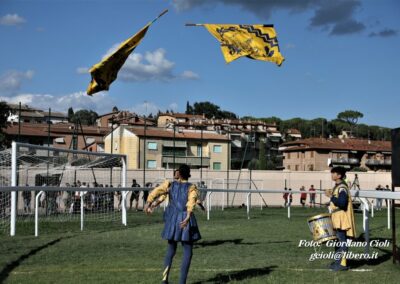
[[375, 185, 383, 210], [130, 179, 141, 211], [300, 186, 307, 207], [288, 188, 293, 206], [143, 182, 152, 207], [385, 185, 391, 208], [309, 185, 316, 208], [22, 185, 31, 214], [115, 184, 122, 211], [283, 187, 288, 207], [197, 181, 207, 211]]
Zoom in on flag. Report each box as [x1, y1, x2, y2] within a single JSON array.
[[203, 24, 285, 66], [86, 25, 149, 96], [86, 9, 168, 96]]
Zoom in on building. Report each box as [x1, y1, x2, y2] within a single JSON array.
[[157, 113, 283, 169], [3, 123, 58, 146], [7, 103, 68, 124], [3, 123, 109, 151], [104, 125, 230, 170], [285, 129, 302, 140], [97, 110, 155, 128], [280, 138, 392, 171], [157, 113, 206, 127]]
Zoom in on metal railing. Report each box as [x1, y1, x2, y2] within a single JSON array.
[[365, 159, 392, 166], [330, 158, 360, 165]]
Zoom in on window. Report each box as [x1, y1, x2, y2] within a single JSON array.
[[287, 165, 291, 170], [287, 153, 291, 159], [197, 144, 202, 156], [148, 142, 157, 150], [213, 145, 222, 153], [213, 162, 221, 170], [310, 151, 314, 158], [295, 165, 299, 171], [147, 160, 156, 169], [297, 152, 300, 159]]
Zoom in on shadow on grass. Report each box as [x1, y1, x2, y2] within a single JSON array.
[[194, 239, 258, 248], [349, 247, 393, 268], [346, 236, 393, 268], [0, 237, 66, 283], [192, 265, 277, 284]]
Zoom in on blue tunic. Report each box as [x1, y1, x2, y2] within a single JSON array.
[[161, 181, 201, 242]]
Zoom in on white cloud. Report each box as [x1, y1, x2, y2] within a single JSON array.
[[76, 67, 89, 74], [0, 70, 34, 93], [181, 70, 200, 80], [81, 47, 199, 82], [118, 48, 175, 81], [0, 91, 179, 117], [0, 91, 115, 114], [0, 14, 26, 26]]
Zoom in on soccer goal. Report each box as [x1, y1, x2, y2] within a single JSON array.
[[0, 142, 128, 236]]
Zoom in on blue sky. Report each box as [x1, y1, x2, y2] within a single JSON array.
[[0, 0, 399, 127]]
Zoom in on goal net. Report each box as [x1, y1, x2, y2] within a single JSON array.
[[0, 142, 127, 236]]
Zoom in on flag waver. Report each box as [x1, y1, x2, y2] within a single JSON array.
[[203, 24, 285, 66], [86, 9, 168, 96]]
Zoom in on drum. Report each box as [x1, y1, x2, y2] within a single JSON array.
[[307, 213, 337, 243]]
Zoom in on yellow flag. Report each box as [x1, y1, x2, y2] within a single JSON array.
[[86, 25, 149, 96], [86, 10, 168, 96], [204, 24, 285, 66]]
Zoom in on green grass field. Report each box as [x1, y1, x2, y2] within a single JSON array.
[[1, 207, 400, 283]]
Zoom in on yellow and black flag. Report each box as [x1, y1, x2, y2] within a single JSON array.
[[87, 10, 168, 96], [203, 24, 284, 66]]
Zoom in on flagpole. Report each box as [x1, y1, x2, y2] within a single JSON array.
[[150, 9, 169, 25], [185, 23, 204, 27]]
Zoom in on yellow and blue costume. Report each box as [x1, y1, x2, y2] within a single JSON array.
[[147, 179, 201, 284], [329, 180, 356, 270]]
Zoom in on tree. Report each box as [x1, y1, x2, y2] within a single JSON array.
[[337, 110, 364, 126], [257, 141, 267, 170], [192, 101, 237, 119], [0, 101, 10, 146], [336, 110, 363, 137], [71, 109, 98, 126], [185, 101, 193, 114], [67, 107, 74, 122]]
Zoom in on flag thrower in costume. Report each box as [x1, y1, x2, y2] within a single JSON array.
[[86, 9, 168, 96], [186, 24, 284, 66]]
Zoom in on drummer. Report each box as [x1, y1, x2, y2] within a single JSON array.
[[325, 166, 356, 271]]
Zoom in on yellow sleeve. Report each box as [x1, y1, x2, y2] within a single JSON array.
[[157, 195, 167, 202], [147, 180, 170, 203], [186, 184, 199, 212]]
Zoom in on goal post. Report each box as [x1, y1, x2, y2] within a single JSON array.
[[4, 142, 127, 236]]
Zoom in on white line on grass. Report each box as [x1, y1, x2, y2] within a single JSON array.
[[12, 268, 373, 274]]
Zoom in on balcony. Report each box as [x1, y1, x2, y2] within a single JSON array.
[[366, 159, 392, 166], [162, 155, 210, 167], [330, 158, 360, 165]]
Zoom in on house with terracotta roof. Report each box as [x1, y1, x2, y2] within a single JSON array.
[[285, 129, 302, 140], [104, 125, 230, 170], [157, 113, 283, 169], [96, 110, 155, 128], [7, 103, 67, 124], [3, 123, 109, 151], [280, 138, 392, 171], [157, 113, 206, 127]]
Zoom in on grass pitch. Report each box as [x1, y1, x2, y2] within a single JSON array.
[[1, 207, 399, 283]]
